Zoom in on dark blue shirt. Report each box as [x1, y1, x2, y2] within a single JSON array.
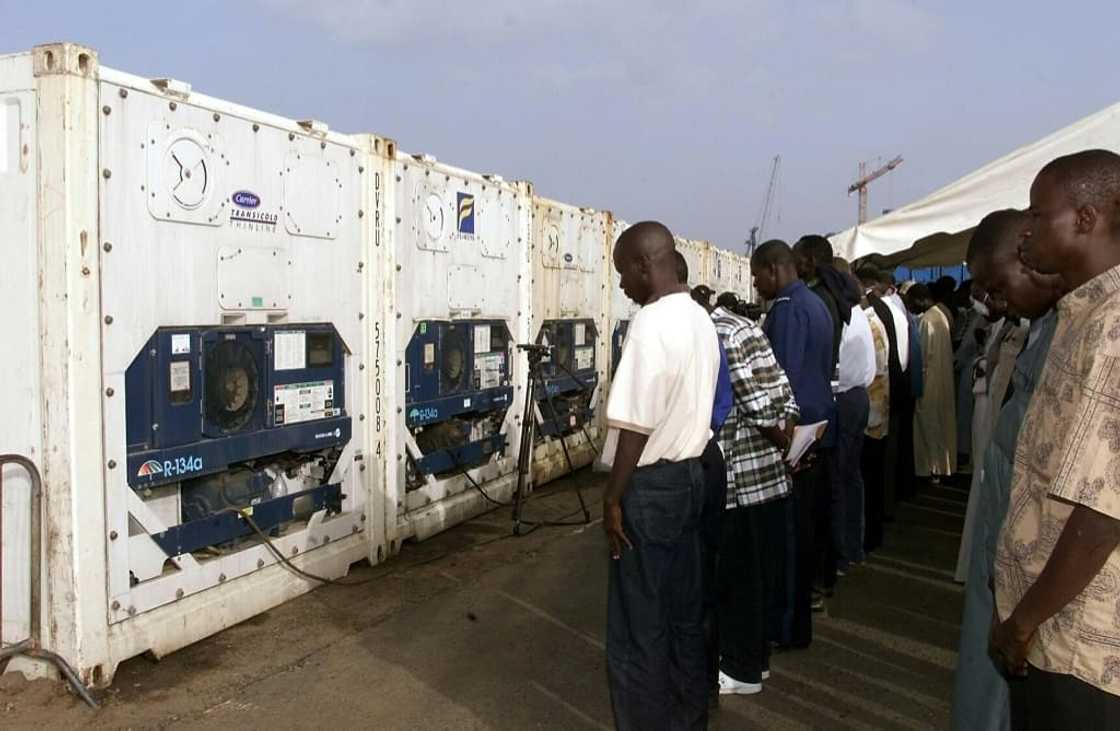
[[762, 280, 837, 448], [908, 311, 925, 399], [712, 340, 733, 432]]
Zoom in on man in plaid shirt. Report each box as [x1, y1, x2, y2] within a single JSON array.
[[709, 293, 800, 696]]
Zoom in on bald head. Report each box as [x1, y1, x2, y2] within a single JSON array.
[[750, 239, 798, 301], [967, 209, 1027, 268], [1038, 149, 1120, 233], [1021, 149, 1120, 286], [751, 239, 795, 269], [970, 208, 1060, 319], [614, 220, 683, 305], [616, 221, 676, 261]]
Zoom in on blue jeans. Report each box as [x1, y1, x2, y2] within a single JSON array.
[[607, 458, 708, 731], [698, 439, 727, 693]]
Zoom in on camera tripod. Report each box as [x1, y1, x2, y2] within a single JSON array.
[[510, 343, 593, 536]]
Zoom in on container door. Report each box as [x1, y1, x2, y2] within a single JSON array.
[[0, 90, 39, 647]]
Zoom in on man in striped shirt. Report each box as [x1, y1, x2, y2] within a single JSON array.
[[708, 292, 801, 695]]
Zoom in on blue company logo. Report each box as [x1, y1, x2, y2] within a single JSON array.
[[232, 190, 261, 209], [409, 406, 440, 422], [456, 192, 475, 235]]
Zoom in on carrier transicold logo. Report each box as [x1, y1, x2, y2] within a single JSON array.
[[232, 190, 261, 209]]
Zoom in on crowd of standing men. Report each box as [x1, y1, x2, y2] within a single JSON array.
[[599, 148, 1120, 730]]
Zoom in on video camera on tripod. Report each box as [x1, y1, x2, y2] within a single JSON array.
[[511, 341, 592, 535], [516, 342, 554, 356]]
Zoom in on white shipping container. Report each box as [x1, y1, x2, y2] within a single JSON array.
[[385, 150, 532, 541], [707, 246, 742, 299], [606, 218, 635, 378], [677, 237, 710, 289], [0, 44, 380, 686], [0, 50, 40, 651], [529, 197, 611, 486], [735, 251, 755, 303], [0, 41, 742, 690]]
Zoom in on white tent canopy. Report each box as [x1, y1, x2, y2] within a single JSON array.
[[830, 101, 1120, 269]]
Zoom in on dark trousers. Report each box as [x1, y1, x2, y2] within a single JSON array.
[[896, 399, 917, 501], [883, 411, 901, 520], [1008, 665, 1120, 729], [698, 439, 727, 693], [816, 448, 838, 591], [762, 496, 791, 646], [831, 388, 870, 568], [717, 504, 769, 683], [607, 458, 708, 731], [773, 461, 820, 648], [861, 435, 887, 553]]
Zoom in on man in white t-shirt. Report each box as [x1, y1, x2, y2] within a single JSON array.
[[603, 221, 721, 731]]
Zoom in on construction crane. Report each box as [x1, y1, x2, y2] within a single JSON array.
[[848, 155, 903, 225], [747, 154, 781, 256]]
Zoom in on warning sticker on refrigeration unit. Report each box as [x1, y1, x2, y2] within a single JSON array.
[[274, 380, 337, 425], [474, 324, 491, 354], [274, 331, 307, 371], [475, 352, 504, 390], [575, 347, 594, 371], [169, 361, 191, 393]]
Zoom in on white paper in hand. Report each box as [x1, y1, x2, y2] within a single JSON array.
[[786, 421, 829, 468]]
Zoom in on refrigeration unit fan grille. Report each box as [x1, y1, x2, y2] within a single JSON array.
[[204, 339, 260, 433]]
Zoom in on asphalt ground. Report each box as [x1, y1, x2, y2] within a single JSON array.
[[0, 469, 966, 729]]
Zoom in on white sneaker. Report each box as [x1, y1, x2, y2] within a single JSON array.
[[761, 670, 771, 680], [717, 670, 762, 696]]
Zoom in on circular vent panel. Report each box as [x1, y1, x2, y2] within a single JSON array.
[[441, 327, 469, 392], [205, 340, 259, 433], [165, 137, 210, 210], [556, 340, 572, 373]]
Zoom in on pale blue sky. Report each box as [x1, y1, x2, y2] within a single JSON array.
[[2, 1, 1116, 251]]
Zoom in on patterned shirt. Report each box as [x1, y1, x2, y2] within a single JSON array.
[[995, 263, 1120, 696], [712, 307, 800, 508], [865, 305, 891, 439]]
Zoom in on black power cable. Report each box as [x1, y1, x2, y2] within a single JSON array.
[[453, 455, 591, 530], [219, 507, 371, 587], [445, 443, 592, 527], [449, 451, 513, 508]]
